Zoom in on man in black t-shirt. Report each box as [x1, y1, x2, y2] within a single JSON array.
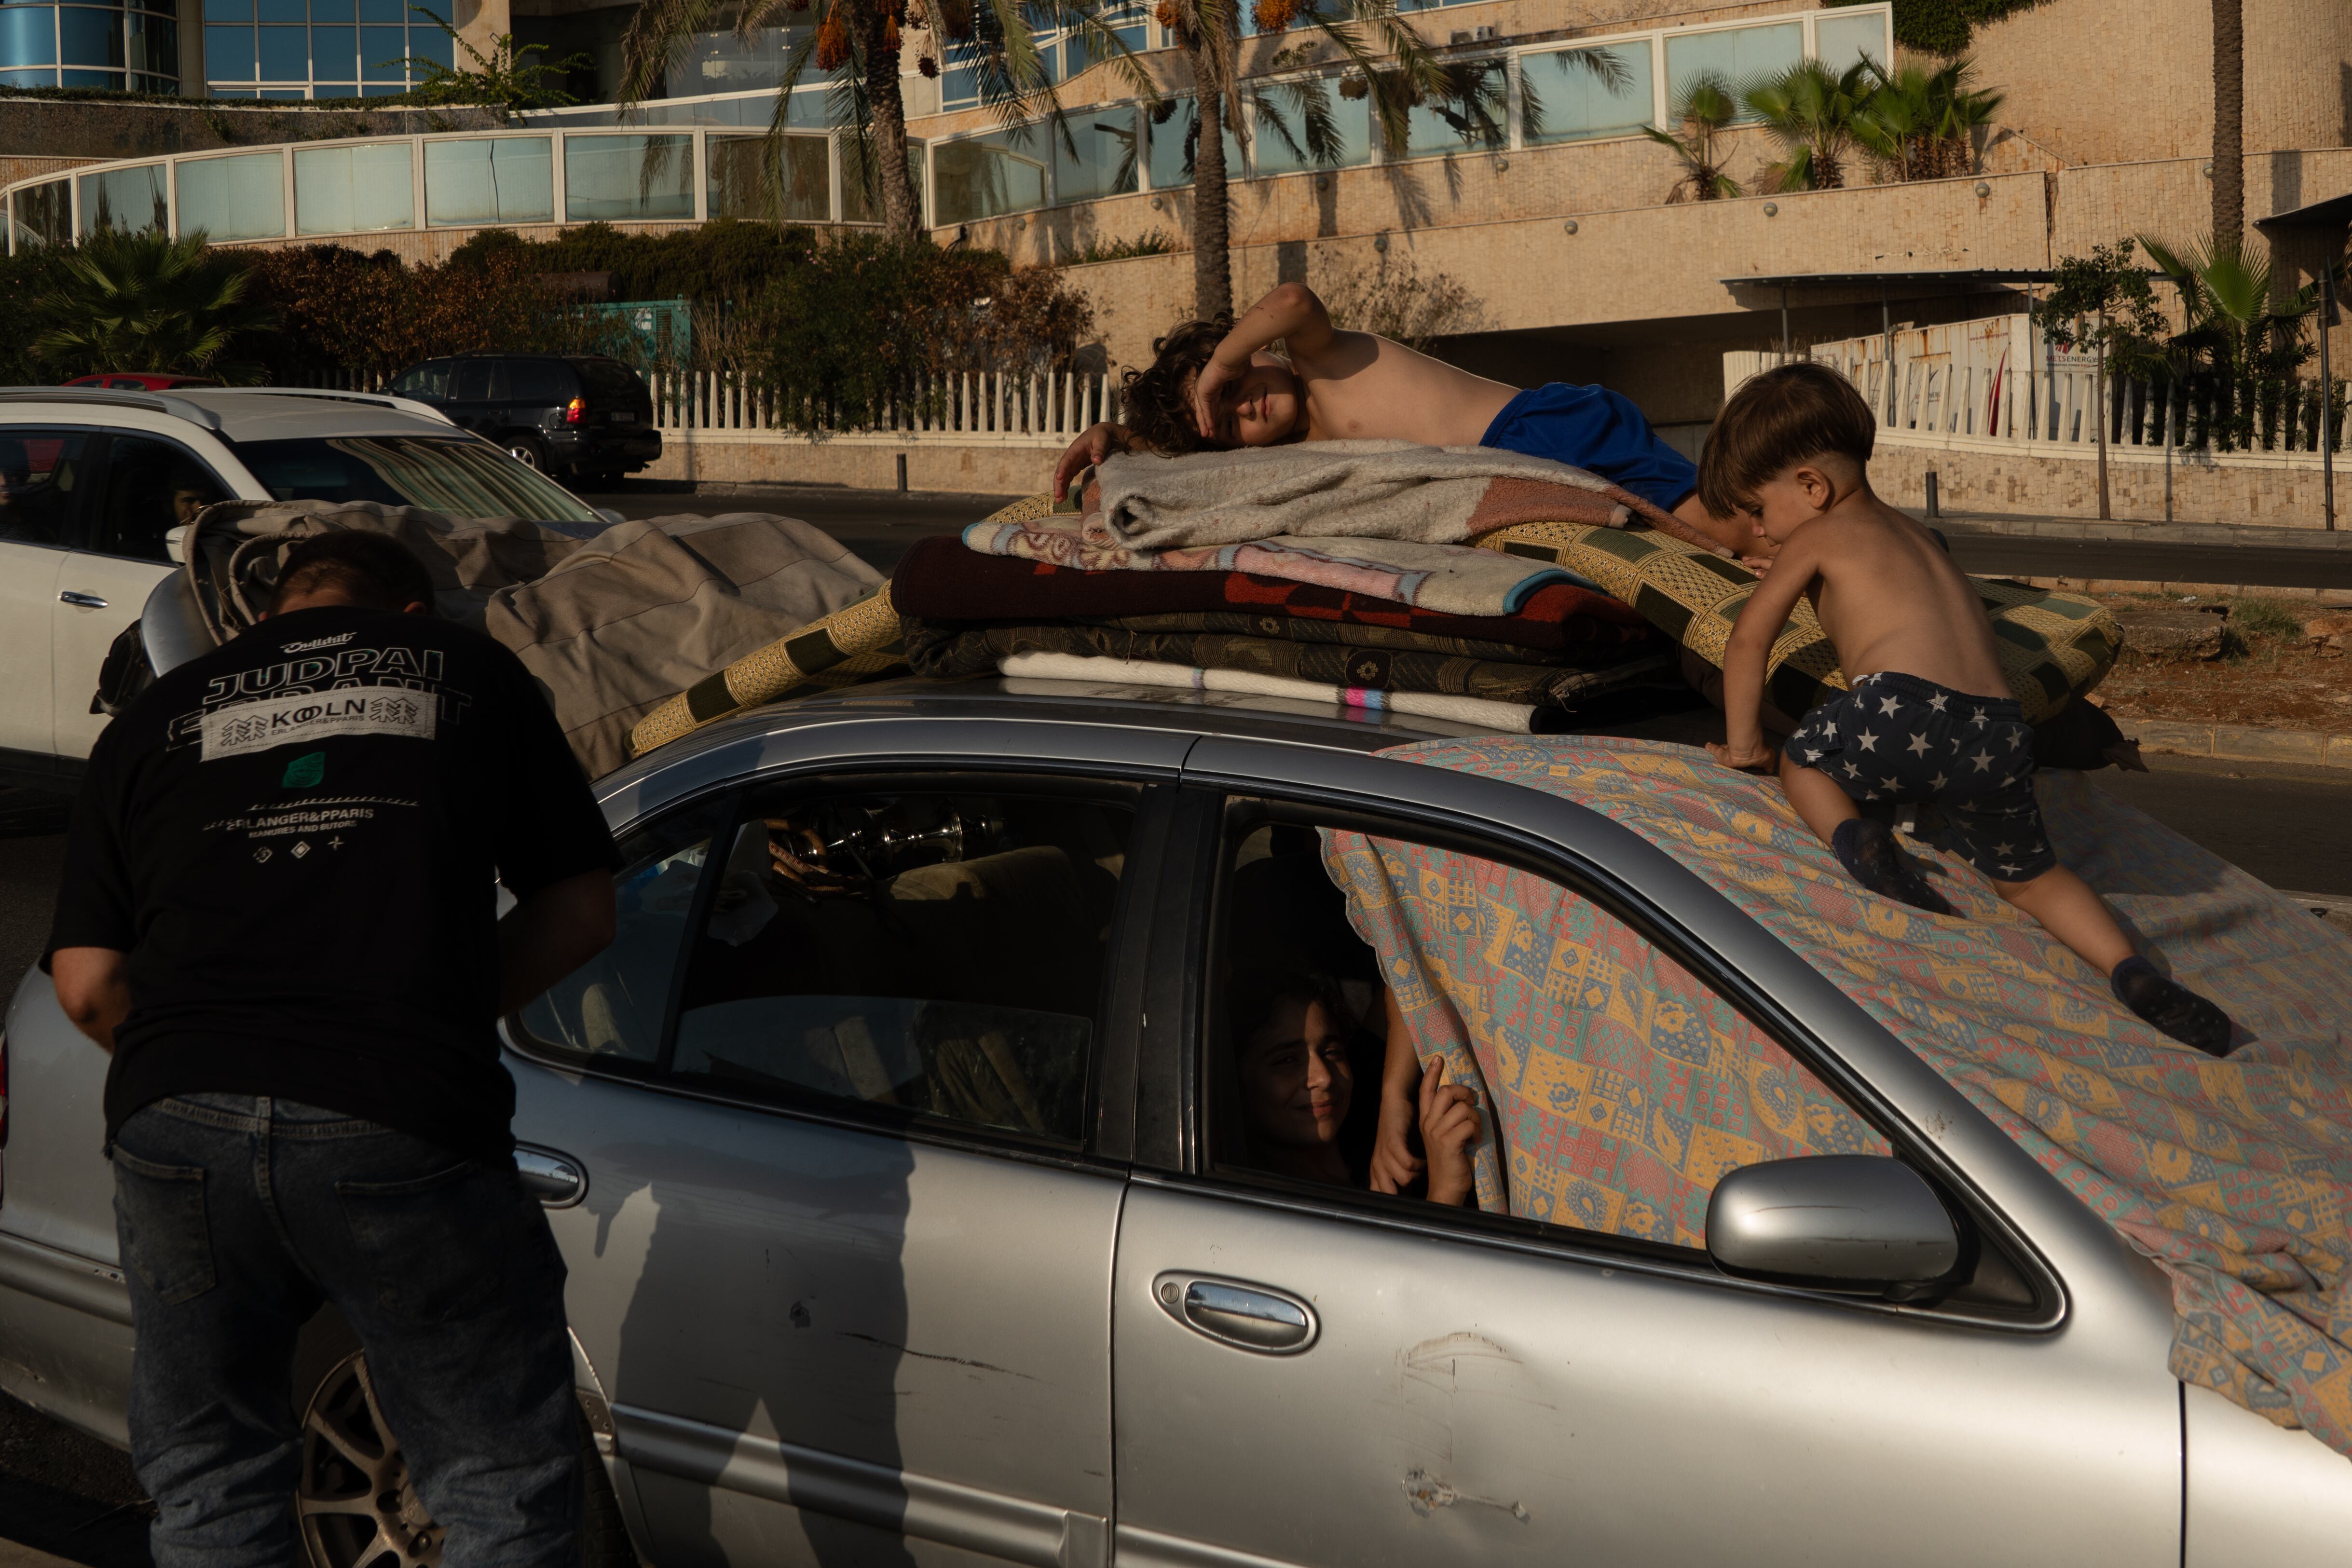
[[47, 532, 619, 1568]]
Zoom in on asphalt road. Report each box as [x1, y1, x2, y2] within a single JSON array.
[[1, 489, 2349, 1568], [1947, 534, 2352, 591]]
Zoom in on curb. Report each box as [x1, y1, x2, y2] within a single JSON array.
[[1933, 514, 2352, 550], [2017, 574, 2352, 605], [2127, 719, 2352, 771]]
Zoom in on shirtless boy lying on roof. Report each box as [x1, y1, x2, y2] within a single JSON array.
[[1051, 281, 1760, 559]]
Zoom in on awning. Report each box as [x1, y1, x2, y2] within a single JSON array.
[[2254, 191, 2352, 231], [1718, 269, 2055, 289]]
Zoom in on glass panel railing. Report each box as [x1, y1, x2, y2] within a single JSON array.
[[294, 141, 414, 234], [1250, 84, 1372, 176], [932, 127, 1047, 225], [424, 135, 554, 226], [840, 137, 924, 225], [1052, 103, 1139, 204], [707, 133, 831, 222], [1665, 20, 1802, 116], [563, 133, 695, 221], [1520, 39, 1655, 145], [176, 151, 286, 241], [79, 163, 167, 237], [1145, 95, 1244, 189], [8, 178, 71, 249], [1814, 10, 1887, 73]]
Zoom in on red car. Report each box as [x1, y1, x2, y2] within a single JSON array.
[[61, 372, 220, 390]]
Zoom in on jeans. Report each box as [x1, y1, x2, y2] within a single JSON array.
[[110, 1094, 581, 1568]]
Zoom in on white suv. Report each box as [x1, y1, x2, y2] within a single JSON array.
[[0, 386, 610, 790]]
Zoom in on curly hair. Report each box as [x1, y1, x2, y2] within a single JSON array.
[[1120, 313, 1233, 456]]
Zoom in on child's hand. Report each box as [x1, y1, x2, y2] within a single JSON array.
[[1368, 1074, 1427, 1195], [1418, 1060, 1481, 1207], [1707, 739, 1779, 773], [1052, 423, 1129, 499], [1192, 359, 1238, 440]]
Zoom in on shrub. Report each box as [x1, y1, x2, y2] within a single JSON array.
[[2228, 596, 2305, 641]]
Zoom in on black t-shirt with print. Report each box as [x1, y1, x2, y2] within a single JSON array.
[[47, 605, 620, 1160]]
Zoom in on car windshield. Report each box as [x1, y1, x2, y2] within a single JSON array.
[[232, 434, 604, 524]]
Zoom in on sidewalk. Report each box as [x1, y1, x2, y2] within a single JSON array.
[[1926, 510, 2352, 550]]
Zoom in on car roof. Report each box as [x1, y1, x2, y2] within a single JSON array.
[[602, 673, 1717, 793], [0, 386, 461, 441]]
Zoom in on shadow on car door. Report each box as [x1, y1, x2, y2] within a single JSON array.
[[507, 769, 1168, 1567]]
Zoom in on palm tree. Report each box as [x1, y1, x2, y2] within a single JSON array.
[[2210, 0, 2243, 244], [1851, 55, 2001, 183], [2140, 233, 2317, 451], [32, 230, 277, 383], [1744, 58, 1871, 192], [1155, 0, 1450, 318], [1643, 73, 1741, 203], [621, 0, 1151, 237]]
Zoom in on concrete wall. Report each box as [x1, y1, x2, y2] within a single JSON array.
[[641, 434, 1057, 494], [1872, 434, 2342, 530]]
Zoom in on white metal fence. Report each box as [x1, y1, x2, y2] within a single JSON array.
[[1726, 315, 2346, 459], [646, 369, 1121, 447]]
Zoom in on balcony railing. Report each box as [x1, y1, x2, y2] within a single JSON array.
[[649, 369, 1121, 447]]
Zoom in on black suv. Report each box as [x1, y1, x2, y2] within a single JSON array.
[[386, 354, 661, 488]]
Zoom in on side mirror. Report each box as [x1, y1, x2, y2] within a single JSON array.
[[1706, 1155, 1962, 1297]]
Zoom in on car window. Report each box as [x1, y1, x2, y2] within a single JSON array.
[[664, 784, 1137, 1145], [94, 435, 231, 561], [507, 360, 568, 404], [451, 360, 498, 401], [0, 427, 93, 547], [388, 360, 452, 401], [574, 360, 642, 400], [1203, 802, 1894, 1251], [232, 435, 602, 524], [516, 799, 732, 1065], [108, 378, 149, 391]]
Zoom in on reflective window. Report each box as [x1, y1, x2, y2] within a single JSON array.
[[1814, 9, 1888, 72], [0, 0, 173, 88], [358, 22, 402, 79], [205, 0, 446, 96], [294, 141, 414, 233], [1665, 21, 1804, 117], [0, 7, 58, 68], [1395, 60, 1508, 159], [386, 359, 452, 400], [255, 23, 304, 79], [1145, 95, 1244, 190], [203, 22, 254, 78], [423, 136, 554, 227], [234, 435, 603, 522], [1052, 103, 1139, 205], [92, 435, 229, 563], [78, 163, 166, 237], [1521, 40, 1655, 144], [932, 125, 1048, 225], [8, 179, 71, 250], [1250, 83, 1372, 176], [667, 785, 1136, 1145], [707, 132, 830, 223], [0, 429, 91, 548], [450, 359, 497, 400], [518, 805, 729, 1065], [176, 152, 286, 242], [563, 133, 694, 222], [506, 359, 570, 404], [840, 137, 923, 225], [308, 19, 352, 76], [58, 6, 124, 68]]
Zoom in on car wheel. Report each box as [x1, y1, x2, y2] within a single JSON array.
[[295, 1346, 637, 1568], [506, 436, 548, 472]]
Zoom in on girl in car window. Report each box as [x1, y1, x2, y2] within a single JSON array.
[[1230, 971, 1477, 1206]]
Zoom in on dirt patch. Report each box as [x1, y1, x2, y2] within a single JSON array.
[[2092, 593, 2352, 733]]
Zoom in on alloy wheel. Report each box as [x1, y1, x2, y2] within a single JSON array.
[[507, 441, 544, 470], [297, 1350, 445, 1568]]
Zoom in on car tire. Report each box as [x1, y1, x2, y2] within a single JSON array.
[[505, 436, 549, 472], [291, 1315, 638, 1568]]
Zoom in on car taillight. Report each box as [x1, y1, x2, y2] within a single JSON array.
[[564, 397, 585, 426]]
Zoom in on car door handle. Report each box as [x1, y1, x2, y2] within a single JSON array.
[[58, 590, 109, 609], [1153, 1272, 1318, 1355], [514, 1145, 587, 1208]]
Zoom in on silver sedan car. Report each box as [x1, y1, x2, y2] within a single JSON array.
[[3, 676, 2349, 1568]]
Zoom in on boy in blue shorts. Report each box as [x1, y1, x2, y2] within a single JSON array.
[[1050, 282, 1753, 557], [1701, 363, 2233, 1056]]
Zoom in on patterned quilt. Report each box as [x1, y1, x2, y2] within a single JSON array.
[[1323, 736, 2352, 1455]]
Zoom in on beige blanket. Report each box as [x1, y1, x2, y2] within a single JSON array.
[[178, 499, 882, 778], [1089, 440, 1724, 555]]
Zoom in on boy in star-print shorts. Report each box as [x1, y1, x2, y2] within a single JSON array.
[[1697, 364, 2233, 1056], [1779, 670, 2056, 882]]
